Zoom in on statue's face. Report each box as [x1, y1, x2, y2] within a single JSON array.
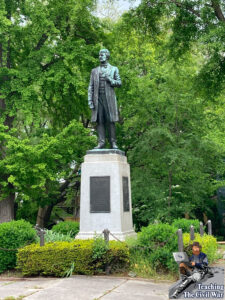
[[99, 51, 107, 63]]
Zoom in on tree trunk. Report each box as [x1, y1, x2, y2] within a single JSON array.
[[0, 30, 15, 223], [0, 194, 15, 223], [36, 205, 54, 228], [73, 195, 80, 222]]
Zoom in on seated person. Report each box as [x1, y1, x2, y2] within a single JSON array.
[[180, 241, 208, 276], [171, 241, 208, 299]]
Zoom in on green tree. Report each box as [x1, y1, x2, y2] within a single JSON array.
[[128, 0, 225, 96], [108, 17, 224, 229], [0, 0, 103, 224]]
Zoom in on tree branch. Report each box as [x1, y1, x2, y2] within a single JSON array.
[[41, 56, 63, 71], [211, 0, 225, 23], [35, 34, 48, 51], [149, 0, 201, 18], [168, 0, 201, 18]]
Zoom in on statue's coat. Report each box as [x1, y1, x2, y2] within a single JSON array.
[[88, 64, 121, 122]]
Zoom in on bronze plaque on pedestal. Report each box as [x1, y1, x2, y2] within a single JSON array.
[[123, 176, 130, 212], [90, 176, 110, 213]]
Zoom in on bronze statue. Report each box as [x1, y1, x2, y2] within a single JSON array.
[[88, 49, 121, 149]]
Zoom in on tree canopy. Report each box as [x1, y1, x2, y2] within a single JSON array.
[[0, 0, 225, 235]]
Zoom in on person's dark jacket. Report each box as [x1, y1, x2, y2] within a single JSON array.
[[189, 252, 208, 269]]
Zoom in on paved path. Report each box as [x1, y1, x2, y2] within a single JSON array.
[[0, 276, 171, 300], [0, 254, 224, 299]]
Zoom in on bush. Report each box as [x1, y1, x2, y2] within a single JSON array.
[[135, 223, 178, 272], [36, 230, 73, 243], [172, 218, 200, 233], [17, 239, 129, 277], [52, 221, 79, 237], [0, 220, 37, 273], [183, 233, 218, 263], [106, 241, 130, 273]]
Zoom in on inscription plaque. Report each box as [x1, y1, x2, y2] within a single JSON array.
[[123, 177, 130, 212], [90, 176, 110, 213]]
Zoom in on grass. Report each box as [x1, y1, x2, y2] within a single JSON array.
[[218, 244, 225, 250], [0, 269, 23, 278], [4, 296, 26, 300], [128, 249, 177, 281], [35, 230, 73, 243], [215, 244, 225, 260]]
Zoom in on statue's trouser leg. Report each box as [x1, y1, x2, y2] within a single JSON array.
[[97, 123, 105, 144], [97, 99, 106, 145], [108, 122, 116, 146]]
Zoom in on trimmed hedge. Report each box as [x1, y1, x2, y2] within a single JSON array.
[[52, 221, 79, 237], [183, 233, 218, 263], [172, 218, 200, 233], [0, 220, 37, 273], [17, 239, 129, 277]]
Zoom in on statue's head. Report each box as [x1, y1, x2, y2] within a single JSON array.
[[99, 49, 110, 63]]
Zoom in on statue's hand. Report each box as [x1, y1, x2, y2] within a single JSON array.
[[105, 75, 112, 83]]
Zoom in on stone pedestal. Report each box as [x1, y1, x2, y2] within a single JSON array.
[[76, 149, 136, 241]]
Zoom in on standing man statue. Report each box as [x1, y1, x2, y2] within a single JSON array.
[[88, 49, 121, 149]]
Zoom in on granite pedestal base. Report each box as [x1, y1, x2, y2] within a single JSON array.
[[76, 149, 136, 241]]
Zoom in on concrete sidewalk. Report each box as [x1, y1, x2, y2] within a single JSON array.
[[0, 276, 171, 300]]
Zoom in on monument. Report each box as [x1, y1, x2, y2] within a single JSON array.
[[76, 49, 136, 241]]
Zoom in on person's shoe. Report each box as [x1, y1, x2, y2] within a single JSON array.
[[181, 274, 187, 281], [111, 141, 119, 149], [94, 142, 105, 149], [170, 290, 179, 299]]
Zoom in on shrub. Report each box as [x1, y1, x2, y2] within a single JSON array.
[[52, 221, 79, 237], [17, 241, 94, 277], [17, 239, 129, 277], [0, 220, 36, 273], [92, 235, 108, 261], [136, 223, 178, 272], [35, 230, 73, 243], [106, 241, 130, 273], [172, 218, 200, 233], [183, 233, 218, 263]]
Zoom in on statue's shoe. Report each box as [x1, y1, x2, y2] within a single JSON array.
[[111, 142, 119, 149], [94, 142, 105, 149]]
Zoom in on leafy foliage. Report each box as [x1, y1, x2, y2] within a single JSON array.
[[0, 0, 102, 224], [17, 239, 129, 277], [0, 121, 95, 206], [172, 218, 201, 233], [92, 235, 108, 261], [0, 220, 36, 273], [108, 17, 224, 229], [36, 230, 73, 244], [183, 233, 218, 263], [1, 0, 225, 237], [128, 0, 225, 96], [52, 221, 79, 238], [134, 223, 178, 272]]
